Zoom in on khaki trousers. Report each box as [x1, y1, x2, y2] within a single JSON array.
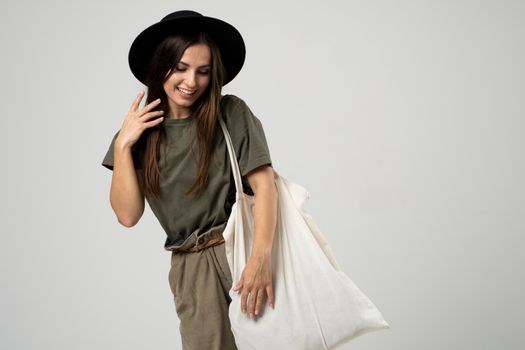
[[168, 222, 238, 350]]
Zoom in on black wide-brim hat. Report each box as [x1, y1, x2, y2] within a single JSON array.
[[128, 10, 246, 86]]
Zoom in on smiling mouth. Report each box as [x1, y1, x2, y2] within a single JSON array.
[[177, 87, 196, 95]]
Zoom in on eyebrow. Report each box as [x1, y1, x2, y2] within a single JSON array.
[[178, 61, 211, 69]]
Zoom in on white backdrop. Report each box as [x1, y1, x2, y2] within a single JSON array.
[[1, 0, 523, 349]]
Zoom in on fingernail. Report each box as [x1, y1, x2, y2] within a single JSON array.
[[250, 313, 254, 319]]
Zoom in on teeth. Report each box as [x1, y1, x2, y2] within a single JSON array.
[[177, 87, 196, 95]]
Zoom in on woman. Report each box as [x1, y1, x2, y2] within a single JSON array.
[[101, 10, 278, 350]]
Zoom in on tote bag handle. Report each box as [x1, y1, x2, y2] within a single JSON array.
[[218, 111, 245, 195]]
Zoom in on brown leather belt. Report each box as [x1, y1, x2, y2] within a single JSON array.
[[184, 235, 225, 253], [165, 222, 227, 253]]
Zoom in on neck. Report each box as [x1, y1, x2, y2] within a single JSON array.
[[168, 114, 191, 119]]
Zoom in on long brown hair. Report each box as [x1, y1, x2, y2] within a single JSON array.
[[136, 30, 226, 200]]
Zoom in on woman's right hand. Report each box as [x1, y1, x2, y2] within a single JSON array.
[[115, 91, 165, 149]]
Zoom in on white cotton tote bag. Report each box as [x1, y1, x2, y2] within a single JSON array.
[[218, 113, 390, 350]]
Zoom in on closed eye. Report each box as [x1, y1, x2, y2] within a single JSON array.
[[175, 68, 210, 75]]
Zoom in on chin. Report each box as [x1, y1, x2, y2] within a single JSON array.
[[171, 96, 194, 108], [176, 99, 194, 106]]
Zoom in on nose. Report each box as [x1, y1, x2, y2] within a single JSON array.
[[184, 71, 197, 88]]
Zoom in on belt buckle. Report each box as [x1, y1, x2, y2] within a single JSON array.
[[191, 236, 208, 253], [190, 235, 224, 253]]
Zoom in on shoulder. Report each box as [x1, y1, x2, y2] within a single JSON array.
[[219, 94, 262, 132], [220, 93, 250, 118]]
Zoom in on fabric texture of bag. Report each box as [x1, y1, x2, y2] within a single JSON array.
[[218, 112, 390, 350]]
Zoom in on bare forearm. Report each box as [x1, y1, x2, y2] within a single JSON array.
[[110, 142, 144, 226], [251, 182, 278, 257]]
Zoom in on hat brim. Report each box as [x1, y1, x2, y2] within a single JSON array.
[[128, 15, 246, 86]]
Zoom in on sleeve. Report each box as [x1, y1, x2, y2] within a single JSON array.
[[227, 96, 273, 177], [101, 130, 142, 171]]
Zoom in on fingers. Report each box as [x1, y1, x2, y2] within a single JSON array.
[[234, 263, 274, 319], [267, 284, 275, 309], [243, 288, 258, 319], [129, 90, 145, 113], [254, 288, 265, 316], [240, 286, 249, 315], [236, 277, 255, 317], [129, 91, 163, 116], [233, 278, 246, 314], [140, 97, 162, 115], [144, 112, 165, 128], [142, 109, 164, 122], [232, 276, 243, 293], [132, 93, 164, 126], [120, 92, 164, 147]]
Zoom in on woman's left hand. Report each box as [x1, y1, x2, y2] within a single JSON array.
[[232, 253, 274, 319]]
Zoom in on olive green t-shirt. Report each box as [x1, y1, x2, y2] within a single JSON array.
[[101, 94, 273, 249]]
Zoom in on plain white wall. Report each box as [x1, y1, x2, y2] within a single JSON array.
[[1, 0, 523, 349]]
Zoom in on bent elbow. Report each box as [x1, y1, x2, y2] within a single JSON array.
[[117, 215, 140, 228]]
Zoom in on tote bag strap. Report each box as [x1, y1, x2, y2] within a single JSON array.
[[218, 110, 244, 195]]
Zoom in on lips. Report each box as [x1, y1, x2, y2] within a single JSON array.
[[177, 87, 196, 95]]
